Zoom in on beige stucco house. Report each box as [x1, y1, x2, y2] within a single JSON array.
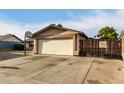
[[33, 24, 88, 56]]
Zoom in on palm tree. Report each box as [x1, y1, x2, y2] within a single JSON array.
[[97, 26, 118, 39], [119, 29, 124, 38]]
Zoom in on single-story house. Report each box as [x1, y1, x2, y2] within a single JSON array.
[[33, 24, 88, 56], [0, 34, 23, 50]]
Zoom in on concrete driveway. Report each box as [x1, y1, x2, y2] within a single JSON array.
[[0, 55, 93, 84], [0, 55, 124, 84]]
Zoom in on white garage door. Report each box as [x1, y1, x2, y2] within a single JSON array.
[[38, 38, 73, 55]]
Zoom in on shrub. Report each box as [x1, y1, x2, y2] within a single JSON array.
[[13, 44, 24, 50]]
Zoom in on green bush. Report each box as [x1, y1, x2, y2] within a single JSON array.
[[13, 44, 24, 50]]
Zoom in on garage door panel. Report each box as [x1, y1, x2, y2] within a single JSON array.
[[38, 39, 73, 55]]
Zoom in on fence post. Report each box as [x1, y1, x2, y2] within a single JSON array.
[[122, 36, 124, 60], [98, 39, 99, 57]]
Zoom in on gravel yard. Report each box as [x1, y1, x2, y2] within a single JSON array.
[[84, 58, 124, 84]]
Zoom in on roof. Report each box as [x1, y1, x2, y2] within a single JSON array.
[[33, 24, 88, 39], [0, 34, 23, 42], [45, 30, 78, 39]]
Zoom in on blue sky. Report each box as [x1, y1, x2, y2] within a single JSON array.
[[0, 9, 114, 23], [0, 9, 124, 39]]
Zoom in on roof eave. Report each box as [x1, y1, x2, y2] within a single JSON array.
[[33, 24, 88, 39]]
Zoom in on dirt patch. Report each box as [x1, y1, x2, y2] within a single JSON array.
[[55, 57, 69, 61], [86, 80, 102, 84], [46, 63, 57, 67], [96, 67, 100, 71], [94, 60, 103, 64], [118, 67, 124, 71], [68, 63, 73, 65], [27, 56, 49, 60]]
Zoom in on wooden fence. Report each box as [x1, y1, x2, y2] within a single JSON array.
[[79, 38, 122, 58]]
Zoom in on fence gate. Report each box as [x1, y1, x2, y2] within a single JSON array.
[[79, 39, 122, 59]]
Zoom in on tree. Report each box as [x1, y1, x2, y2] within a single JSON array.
[[119, 29, 124, 38], [97, 26, 118, 39]]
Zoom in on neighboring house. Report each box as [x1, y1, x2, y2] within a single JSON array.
[[26, 38, 34, 50], [0, 34, 23, 50], [33, 24, 88, 56]]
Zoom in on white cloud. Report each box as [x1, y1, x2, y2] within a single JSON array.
[[62, 10, 124, 37], [0, 9, 124, 39], [0, 20, 27, 40], [0, 19, 48, 40]]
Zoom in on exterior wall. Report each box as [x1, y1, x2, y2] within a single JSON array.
[[37, 28, 66, 37], [122, 37, 124, 60], [38, 38, 73, 55], [2, 36, 21, 42], [0, 36, 22, 49], [0, 41, 20, 49], [33, 39, 38, 54], [73, 34, 86, 56]]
